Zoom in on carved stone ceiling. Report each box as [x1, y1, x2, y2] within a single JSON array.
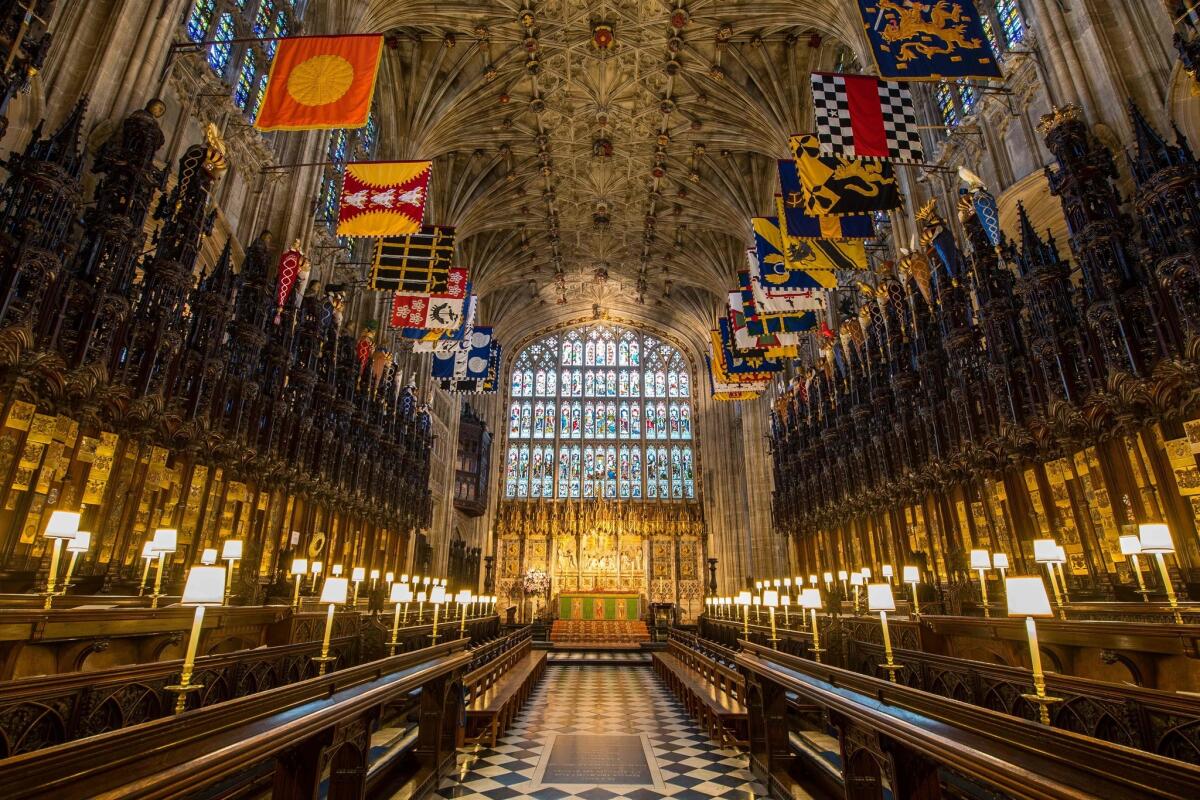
[[358, 0, 862, 344]]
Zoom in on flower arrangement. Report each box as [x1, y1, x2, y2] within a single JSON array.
[[522, 568, 550, 597]]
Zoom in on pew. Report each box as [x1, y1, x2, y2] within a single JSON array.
[[700, 613, 1200, 766], [653, 631, 747, 747], [463, 628, 546, 746], [738, 641, 1200, 800], [0, 638, 474, 800]]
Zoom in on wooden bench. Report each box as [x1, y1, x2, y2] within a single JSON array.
[[464, 635, 547, 747], [653, 635, 747, 747]]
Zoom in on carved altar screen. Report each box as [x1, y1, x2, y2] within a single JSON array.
[[498, 324, 704, 618]]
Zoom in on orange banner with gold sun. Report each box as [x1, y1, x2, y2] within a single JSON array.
[[254, 34, 384, 132]]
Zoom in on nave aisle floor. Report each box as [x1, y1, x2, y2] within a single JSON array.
[[430, 664, 769, 800]]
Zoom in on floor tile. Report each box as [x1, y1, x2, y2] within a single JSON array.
[[421, 664, 767, 800]]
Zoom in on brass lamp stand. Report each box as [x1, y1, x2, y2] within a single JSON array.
[[800, 588, 824, 663], [148, 528, 178, 610], [868, 584, 901, 683], [1006, 576, 1062, 725], [166, 566, 226, 714], [313, 577, 348, 676]]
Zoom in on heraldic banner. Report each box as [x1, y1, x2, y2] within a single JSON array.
[[856, 1, 1003, 81], [255, 34, 384, 131]]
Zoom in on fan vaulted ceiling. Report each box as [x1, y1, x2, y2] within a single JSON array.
[[354, 0, 865, 346]]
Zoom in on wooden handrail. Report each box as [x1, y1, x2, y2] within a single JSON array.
[[737, 641, 1200, 799], [0, 638, 472, 800]]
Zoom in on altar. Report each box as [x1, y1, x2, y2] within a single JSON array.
[[558, 593, 641, 620]]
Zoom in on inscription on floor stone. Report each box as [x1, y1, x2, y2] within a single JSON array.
[[540, 733, 654, 785]]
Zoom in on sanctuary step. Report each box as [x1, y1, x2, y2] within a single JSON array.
[[549, 619, 651, 647]]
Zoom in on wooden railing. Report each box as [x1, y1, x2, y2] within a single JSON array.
[[0, 614, 500, 758], [0, 638, 474, 800], [737, 641, 1200, 800], [700, 614, 1200, 766], [845, 638, 1200, 765]]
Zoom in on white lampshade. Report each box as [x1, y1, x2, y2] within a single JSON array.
[[793, 575, 803, 586], [850, 573, 864, 586], [221, 540, 243, 560], [67, 531, 91, 554], [352, 567, 366, 582], [970, 549, 992, 570], [456, 589, 472, 604], [753, 595, 762, 605], [400, 574, 409, 583], [422, 576, 430, 586], [993, 553, 1009, 570], [1055, 545, 1067, 563], [823, 572, 833, 584], [430, 585, 446, 604], [151, 528, 177, 552], [861, 567, 872, 579], [772, 579, 781, 588], [867, 583, 896, 612], [809, 574, 818, 585], [141, 542, 156, 559], [762, 589, 779, 607], [370, 569, 380, 580], [439, 578, 446, 587], [882, 565, 893, 578], [417, 590, 427, 602], [470, 594, 479, 604], [182, 566, 227, 606], [320, 577, 349, 604], [837, 570, 848, 581], [736, 591, 751, 606], [902, 566, 919, 583], [1033, 539, 1059, 563], [1119, 535, 1142, 556], [45, 511, 81, 540], [755, 581, 763, 590], [1006, 576, 1053, 617], [290, 557, 308, 575], [332, 564, 344, 576], [311, 561, 323, 575], [390, 583, 413, 603], [200, 548, 218, 565], [386, 572, 394, 583], [800, 588, 822, 609], [1139, 523, 1175, 554], [783, 578, 792, 587], [780, 595, 791, 606]]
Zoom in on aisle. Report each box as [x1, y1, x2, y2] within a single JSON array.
[[434, 664, 768, 800]]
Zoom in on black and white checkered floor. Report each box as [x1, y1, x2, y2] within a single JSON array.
[[546, 650, 651, 664], [431, 664, 769, 800]]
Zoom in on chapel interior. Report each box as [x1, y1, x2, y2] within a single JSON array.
[[2, 1, 1200, 799]]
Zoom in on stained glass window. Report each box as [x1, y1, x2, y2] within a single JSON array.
[[958, 82, 977, 116], [187, 0, 215, 42], [996, 0, 1025, 48], [935, 83, 959, 128], [234, 50, 257, 110], [186, 1, 303, 120], [504, 324, 696, 500], [981, 13, 1004, 63], [207, 12, 235, 73]]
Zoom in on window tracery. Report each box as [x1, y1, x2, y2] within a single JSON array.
[[504, 324, 695, 500]]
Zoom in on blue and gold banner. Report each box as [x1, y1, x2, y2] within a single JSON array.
[[857, 0, 1002, 81], [777, 161, 876, 238], [776, 198, 867, 274], [789, 135, 901, 217]]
